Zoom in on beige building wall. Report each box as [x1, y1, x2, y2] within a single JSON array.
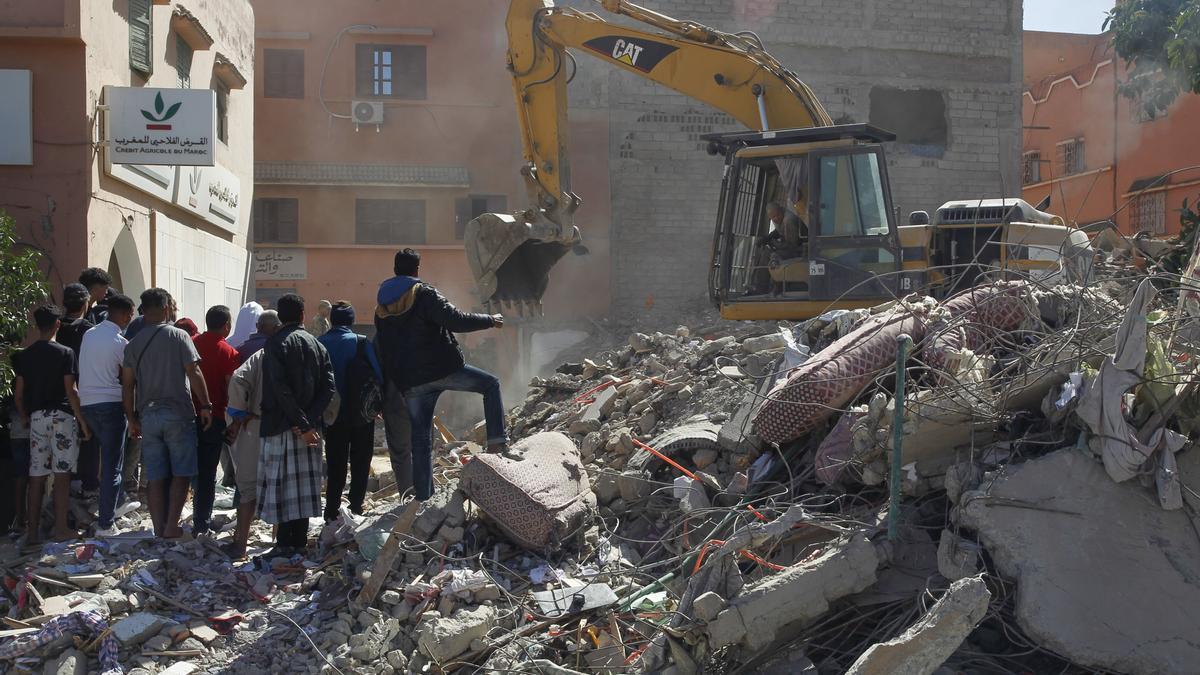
[[0, 0, 254, 318]]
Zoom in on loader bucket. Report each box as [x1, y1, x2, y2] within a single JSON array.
[[465, 212, 574, 307]]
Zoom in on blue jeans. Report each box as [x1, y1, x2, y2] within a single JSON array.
[[406, 365, 507, 500], [191, 418, 226, 535], [81, 402, 127, 529], [140, 404, 198, 482]]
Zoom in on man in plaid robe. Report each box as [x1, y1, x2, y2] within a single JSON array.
[[257, 293, 335, 556]]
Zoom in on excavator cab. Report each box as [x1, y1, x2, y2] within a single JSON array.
[[707, 124, 918, 320]]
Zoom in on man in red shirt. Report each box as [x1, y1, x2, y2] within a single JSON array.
[[191, 305, 239, 537]]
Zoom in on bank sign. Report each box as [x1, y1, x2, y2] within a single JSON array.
[[104, 86, 215, 166]]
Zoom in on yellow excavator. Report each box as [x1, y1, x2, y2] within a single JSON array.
[[466, 0, 1092, 320]]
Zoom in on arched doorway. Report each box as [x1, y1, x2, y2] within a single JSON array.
[[108, 224, 146, 298]]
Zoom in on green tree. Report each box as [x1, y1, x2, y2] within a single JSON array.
[[1106, 0, 1200, 118], [0, 209, 48, 401]]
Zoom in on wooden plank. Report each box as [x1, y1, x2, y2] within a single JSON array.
[[356, 499, 421, 604], [432, 416, 456, 444]]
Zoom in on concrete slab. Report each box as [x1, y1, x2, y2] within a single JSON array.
[[845, 575, 990, 675], [707, 533, 879, 652], [957, 450, 1200, 675]]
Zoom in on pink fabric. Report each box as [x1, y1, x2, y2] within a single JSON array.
[[754, 306, 928, 444]]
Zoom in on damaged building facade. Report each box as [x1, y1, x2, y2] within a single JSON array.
[[563, 0, 1024, 314]]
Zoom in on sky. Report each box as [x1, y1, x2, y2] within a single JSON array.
[[1024, 0, 1112, 34]]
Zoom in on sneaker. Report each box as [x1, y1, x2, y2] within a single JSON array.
[[95, 526, 120, 538], [114, 501, 142, 518]]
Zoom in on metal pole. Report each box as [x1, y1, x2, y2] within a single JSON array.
[[889, 333, 912, 542]]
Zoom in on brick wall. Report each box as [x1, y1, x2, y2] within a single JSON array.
[[563, 0, 1024, 316]]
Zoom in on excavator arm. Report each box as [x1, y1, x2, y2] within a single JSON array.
[[466, 0, 833, 311]]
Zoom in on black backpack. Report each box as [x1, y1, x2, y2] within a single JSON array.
[[341, 336, 383, 426]]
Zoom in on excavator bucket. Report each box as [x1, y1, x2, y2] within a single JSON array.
[[465, 212, 575, 310]]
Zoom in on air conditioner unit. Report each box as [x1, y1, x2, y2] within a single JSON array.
[[352, 100, 384, 125]]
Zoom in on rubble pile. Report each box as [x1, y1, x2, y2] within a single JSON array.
[[6, 263, 1200, 674]]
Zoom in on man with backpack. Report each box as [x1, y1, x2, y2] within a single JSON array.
[[317, 302, 382, 520]]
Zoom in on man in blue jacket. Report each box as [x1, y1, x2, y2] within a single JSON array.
[[317, 302, 382, 519], [375, 248, 506, 501]]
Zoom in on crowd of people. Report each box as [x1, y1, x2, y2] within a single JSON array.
[[3, 248, 507, 557]]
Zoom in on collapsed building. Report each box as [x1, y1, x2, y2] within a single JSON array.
[[4, 239, 1200, 674]]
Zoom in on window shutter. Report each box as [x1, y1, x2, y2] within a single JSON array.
[[263, 50, 284, 97], [394, 46, 427, 99], [265, 49, 305, 99], [129, 0, 153, 75], [355, 44, 373, 98], [176, 37, 193, 88], [279, 198, 299, 243], [285, 51, 304, 98]]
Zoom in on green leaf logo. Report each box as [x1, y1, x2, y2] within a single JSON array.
[[142, 92, 183, 123]]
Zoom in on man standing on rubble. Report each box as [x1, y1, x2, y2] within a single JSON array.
[[78, 293, 137, 537], [14, 304, 91, 543], [121, 288, 212, 539], [374, 248, 507, 502], [257, 294, 335, 555], [190, 305, 239, 538]]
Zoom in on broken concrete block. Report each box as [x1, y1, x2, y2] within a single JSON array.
[[707, 534, 879, 651], [957, 450, 1200, 675], [630, 333, 654, 353], [568, 418, 601, 435], [101, 588, 130, 615], [416, 605, 497, 663], [845, 575, 990, 675], [741, 333, 787, 353], [386, 649, 409, 671], [692, 591, 725, 622], [582, 387, 618, 424], [692, 448, 718, 470], [935, 530, 981, 581], [142, 634, 172, 652], [187, 624, 220, 644], [673, 476, 711, 514], [44, 648, 86, 675], [700, 335, 736, 358], [592, 471, 620, 505], [111, 612, 168, 645], [157, 664, 197, 675]]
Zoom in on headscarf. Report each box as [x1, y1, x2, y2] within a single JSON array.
[[228, 301, 264, 349]]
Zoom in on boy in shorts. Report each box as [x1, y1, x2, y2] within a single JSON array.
[[13, 304, 92, 544]]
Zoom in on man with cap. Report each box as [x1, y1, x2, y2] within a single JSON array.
[[317, 301, 382, 520]]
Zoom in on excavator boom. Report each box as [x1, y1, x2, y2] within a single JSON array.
[[466, 0, 832, 311]]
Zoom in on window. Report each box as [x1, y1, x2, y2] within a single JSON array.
[[817, 152, 890, 237], [1022, 151, 1042, 185], [868, 87, 948, 147], [252, 198, 299, 243], [355, 45, 426, 99], [455, 195, 508, 239], [129, 0, 153, 75], [263, 49, 304, 99], [355, 199, 426, 244], [255, 287, 296, 310], [215, 82, 229, 144], [1057, 138, 1085, 176], [1130, 191, 1166, 235], [175, 36, 193, 88]]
